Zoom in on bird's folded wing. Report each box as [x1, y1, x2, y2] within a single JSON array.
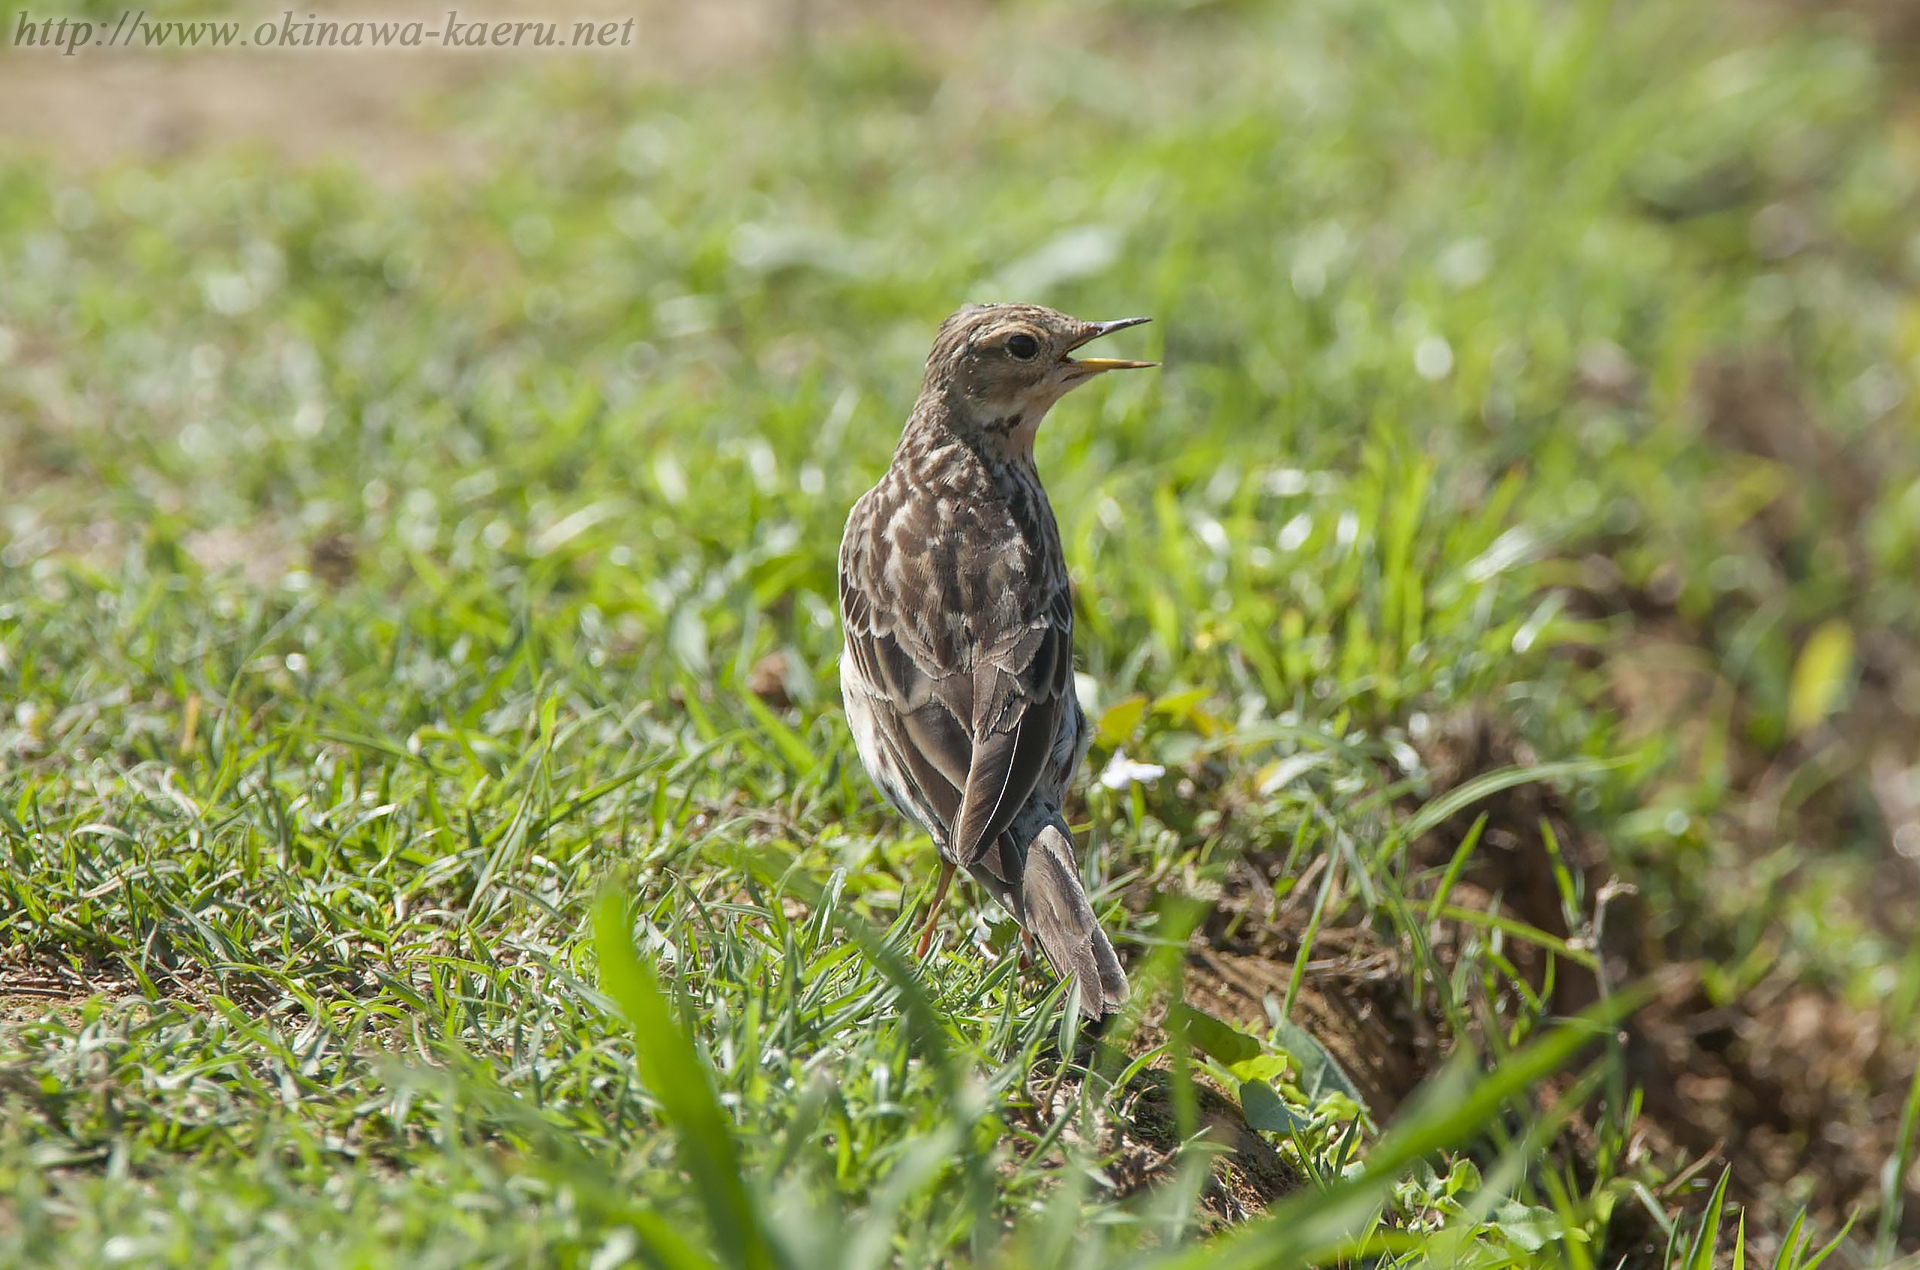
[[840, 558, 970, 838], [948, 587, 1074, 866], [842, 551, 1073, 867]]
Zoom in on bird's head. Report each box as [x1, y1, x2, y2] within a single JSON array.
[[915, 303, 1155, 454]]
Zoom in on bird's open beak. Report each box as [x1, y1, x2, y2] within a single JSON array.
[[1064, 316, 1156, 374]]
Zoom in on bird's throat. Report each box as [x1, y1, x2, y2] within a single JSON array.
[[906, 391, 1048, 466]]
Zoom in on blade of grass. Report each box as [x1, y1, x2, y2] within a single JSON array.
[[1144, 980, 1654, 1270], [592, 888, 781, 1270], [1874, 1057, 1920, 1263], [1681, 1166, 1730, 1270]]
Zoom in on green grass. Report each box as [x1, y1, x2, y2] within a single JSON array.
[[3, 0, 1918, 1264]]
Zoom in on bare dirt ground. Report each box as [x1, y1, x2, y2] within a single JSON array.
[[1154, 695, 1917, 1258]]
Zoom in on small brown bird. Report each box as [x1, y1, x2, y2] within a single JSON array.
[[837, 303, 1154, 1017]]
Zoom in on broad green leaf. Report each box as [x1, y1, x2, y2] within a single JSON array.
[[1096, 694, 1150, 747], [1168, 1003, 1262, 1066], [1787, 619, 1854, 735], [1239, 1079, 1310, 1134], [1492, 1199, 1563, 1252], [1228, 1052, 1294, 1084], [1279, 1020, 1371, 1117], [1152, 686, 1212, 722]]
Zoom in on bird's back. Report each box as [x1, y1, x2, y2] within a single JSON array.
[[837, 429, 1082, 842]]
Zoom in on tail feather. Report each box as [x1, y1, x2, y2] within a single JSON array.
[[1018, 821, 1127, 1018]]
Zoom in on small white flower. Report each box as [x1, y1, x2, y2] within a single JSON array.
[[1098, 751, 1166, 791]]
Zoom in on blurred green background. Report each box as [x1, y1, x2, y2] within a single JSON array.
[[2, 0, 1918, 1265]]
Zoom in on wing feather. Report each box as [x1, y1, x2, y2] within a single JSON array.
[[838, 472, 1074, 866], [946, 621, 1068, 865]]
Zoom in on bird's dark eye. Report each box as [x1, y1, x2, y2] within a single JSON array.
[[1006, 333, 1039, 360]]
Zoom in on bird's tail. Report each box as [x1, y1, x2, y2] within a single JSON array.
[[1019, 819, 1128, 1019]]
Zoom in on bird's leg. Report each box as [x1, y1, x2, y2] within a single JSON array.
[[914, 859, 958, 959]]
